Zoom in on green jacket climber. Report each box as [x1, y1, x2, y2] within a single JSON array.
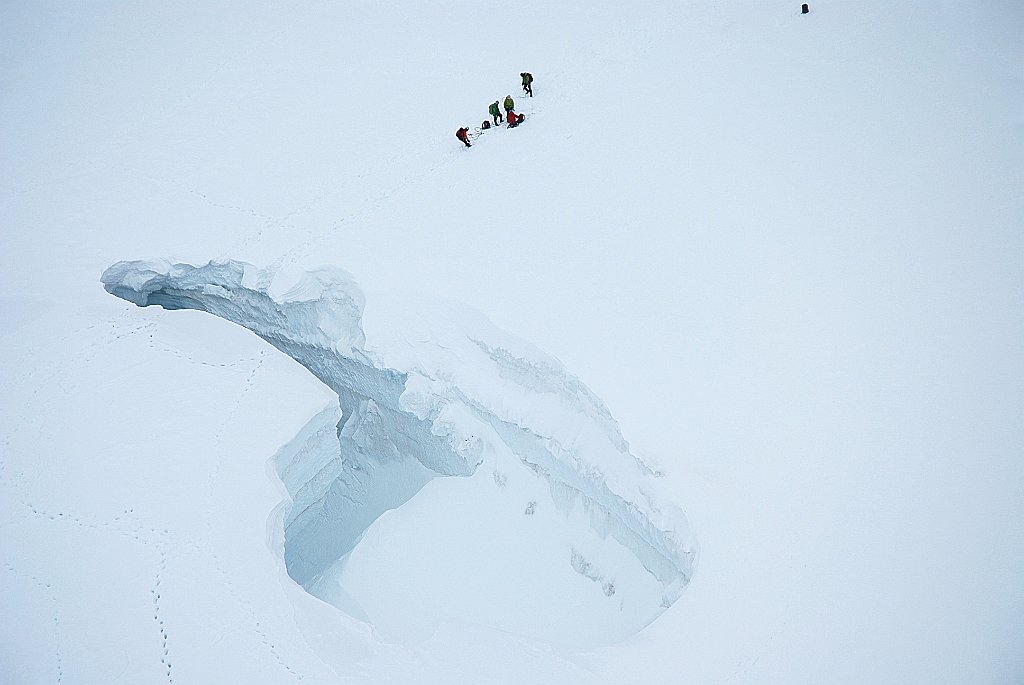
[[489, 100, 503, 124], [503, 95, 515, 113], [521, 72, 533, 97]]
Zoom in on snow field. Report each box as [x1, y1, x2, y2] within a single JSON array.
[[2, 0, 1022, 683]]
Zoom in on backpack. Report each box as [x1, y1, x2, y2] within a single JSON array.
[[523, 72, 533, 85], [489, 102, 499, 115]]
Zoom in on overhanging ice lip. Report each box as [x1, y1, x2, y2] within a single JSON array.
[[102, 259, 698, 644]]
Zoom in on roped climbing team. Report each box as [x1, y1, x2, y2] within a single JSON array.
[[455, 72, 533, 148]]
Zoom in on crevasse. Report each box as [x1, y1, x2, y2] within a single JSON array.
[[102, 259, 697, 645]]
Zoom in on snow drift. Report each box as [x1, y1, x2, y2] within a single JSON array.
[[101, 259, 697, 646]]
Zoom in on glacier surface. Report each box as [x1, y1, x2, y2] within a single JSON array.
[[101, 258, 697, 646]]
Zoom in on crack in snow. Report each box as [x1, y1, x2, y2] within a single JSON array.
[[101, 258, 698, 645]]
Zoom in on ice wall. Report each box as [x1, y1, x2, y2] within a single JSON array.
[[102, 259, 697, 643]]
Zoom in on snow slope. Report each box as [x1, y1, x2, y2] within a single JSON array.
[[3, 0, 1023, 683]]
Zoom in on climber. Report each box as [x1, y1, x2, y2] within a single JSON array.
[[489, 100, 503, 125], [455, 127, 471, 148], [521, 72, 533, 97], [503, 94, 515, 116]]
